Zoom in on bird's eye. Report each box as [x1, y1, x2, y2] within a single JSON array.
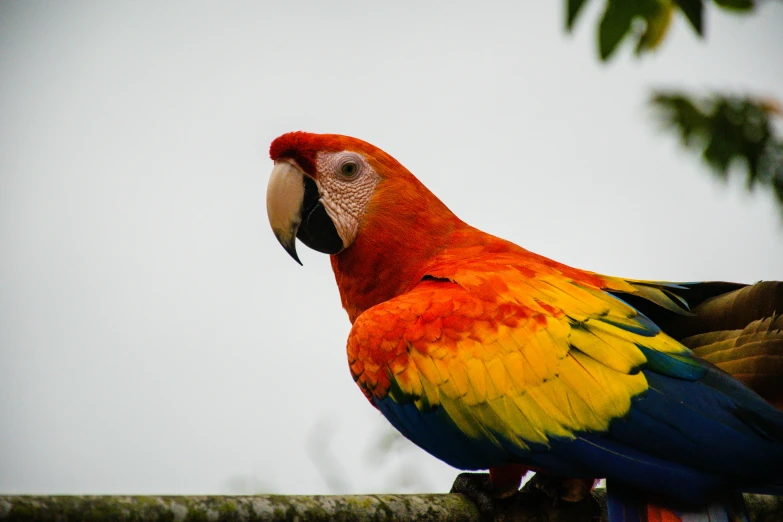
[[340, 161, 359, 178]]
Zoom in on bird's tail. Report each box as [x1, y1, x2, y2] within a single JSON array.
[[606, 482, 749, 522], [609, 280, 783, 410]]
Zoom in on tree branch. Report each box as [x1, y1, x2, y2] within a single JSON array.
[[0, 492, 781, 521]]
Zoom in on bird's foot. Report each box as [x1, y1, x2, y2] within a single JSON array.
[[448, 472, 539, 522], [450, 472, 497, 520], [451, 472, 601, 521], [517, 473, 601, 521], [521, 473, 596, 503]]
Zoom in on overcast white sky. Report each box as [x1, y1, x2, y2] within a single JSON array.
[[1, 1, 782, 496]]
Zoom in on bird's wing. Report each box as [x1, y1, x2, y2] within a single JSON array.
[[347, 260, 783, 501], [606, 280, 783, 410]]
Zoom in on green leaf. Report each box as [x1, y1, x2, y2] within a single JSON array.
[[598, 0, 637, 60], [714, 0, 754, 11], [636, 1, 674, 55], [567, 0, 591, 31], [652, 91, 783, 215], [651, 92, 710, 145], [673, 0, 704, 35]]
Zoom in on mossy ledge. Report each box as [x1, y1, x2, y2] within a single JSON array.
[[0, 492, 780, 521]]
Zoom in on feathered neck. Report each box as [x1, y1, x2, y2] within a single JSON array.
[[330, 175, 471, 323]]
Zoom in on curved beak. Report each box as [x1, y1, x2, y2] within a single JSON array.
[[266, 161, 305, 265], [266, 161, 345, 265]]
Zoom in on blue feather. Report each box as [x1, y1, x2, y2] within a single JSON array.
[[637, 345, 707, 380], [374, 396, 509, 470]]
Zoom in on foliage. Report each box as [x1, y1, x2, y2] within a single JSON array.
[[566, 0, 754, 60], [566, 0, 783, 215], [651, 92, 783, 209]]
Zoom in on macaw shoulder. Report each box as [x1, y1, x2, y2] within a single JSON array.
[[422, 237, 692, 319], [346, 250, 687, 407], [346, 275, 540, 403], [421, 233, 611, 291], [346, 265, 667, 448]]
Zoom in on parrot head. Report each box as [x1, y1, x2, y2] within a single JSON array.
[[266, 131, 471, 319], [267, 132, 386, 264], [266, 131, 462, 263]]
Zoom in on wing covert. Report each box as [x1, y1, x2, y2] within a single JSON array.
[[346, 264, 687, 459]]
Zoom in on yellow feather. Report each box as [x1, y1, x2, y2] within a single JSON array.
[[417, 376, 441, 410], [410, 351, 442, 387], [510, 392, 569, 442], [484, 357, 509, 399], [569, 323, 645, 373], [524, 383, 579, 435], [541, 375, 605, 431], [567, 350, 646, 419], [509, 328, 548, 385], [500, 351, 528, 394], [445, 357, 470, 398], [349, 263, 684, 458], [399, 365, 424, 397], [484, 397, 532, 450], [439, 394, 495, 442], [464, 358, 488, 405], [538, 278, 613, 317]]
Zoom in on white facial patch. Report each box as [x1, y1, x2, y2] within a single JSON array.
[[314, 151, 381, 249]]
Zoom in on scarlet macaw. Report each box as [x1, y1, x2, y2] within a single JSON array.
[[266, 131, 783, 522]]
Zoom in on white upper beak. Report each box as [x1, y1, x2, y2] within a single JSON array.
[[266, 160, 305, 264]]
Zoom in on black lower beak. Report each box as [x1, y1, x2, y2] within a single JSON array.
[[297, 176, 344, 256]]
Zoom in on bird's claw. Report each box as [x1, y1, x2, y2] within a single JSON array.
[[450, 472, 497, 520], [449, 472, 537, 522], [521, 473, 596, 503], [452, 472, 602, 522]]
